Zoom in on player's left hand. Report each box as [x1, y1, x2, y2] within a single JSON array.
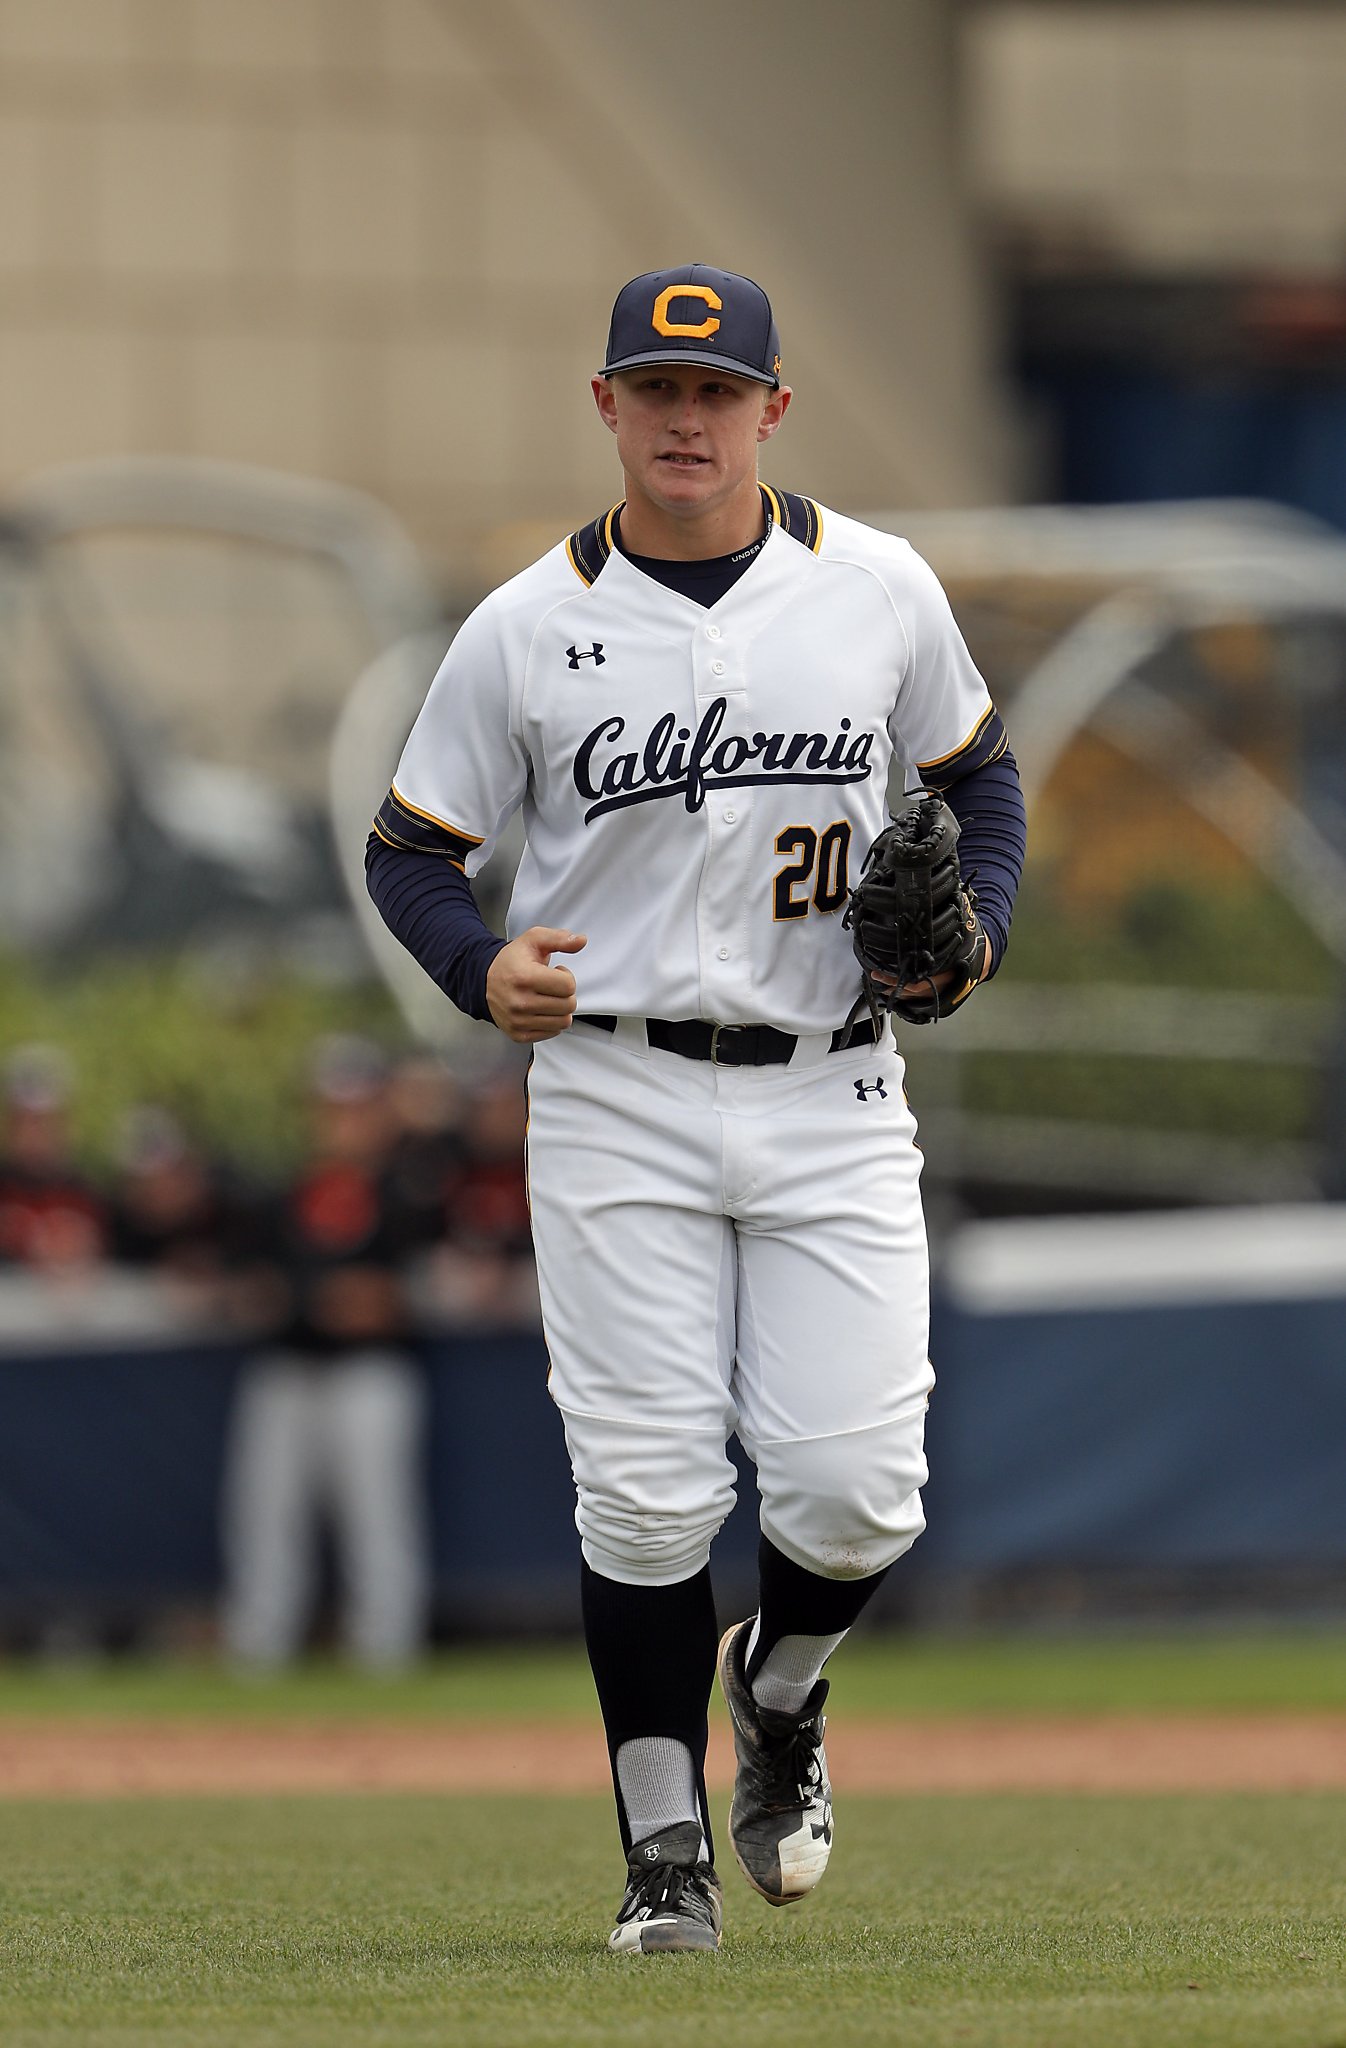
[[844, 795, 989, 1025], [884, 931, 992, 1004]]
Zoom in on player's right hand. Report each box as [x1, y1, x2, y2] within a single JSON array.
[[486, 927, 587, 1043]]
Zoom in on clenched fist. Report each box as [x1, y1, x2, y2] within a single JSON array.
[[487, 927, 587, 1043]]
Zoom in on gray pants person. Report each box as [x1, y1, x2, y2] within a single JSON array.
[[221, 1347, 430, 1668]]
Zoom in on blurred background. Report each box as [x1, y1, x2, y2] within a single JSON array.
[[2, 0, 1344, 1663]]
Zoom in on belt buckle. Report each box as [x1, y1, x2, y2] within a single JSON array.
[[709, 1023, 745, 1066]]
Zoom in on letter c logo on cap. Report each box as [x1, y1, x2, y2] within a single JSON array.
[[651, 284, 723, 339]]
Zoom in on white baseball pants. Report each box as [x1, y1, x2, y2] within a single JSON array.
[[526, 1019, 934, 1587]]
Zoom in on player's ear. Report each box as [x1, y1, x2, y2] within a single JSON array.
[[757, 385, 792, 443], [592, 374, 619, 434]]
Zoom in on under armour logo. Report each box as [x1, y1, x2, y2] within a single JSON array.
[[854, 1078, 887, 1101], [642, 1842, 661, 1861], [567, 643, 605, 668]]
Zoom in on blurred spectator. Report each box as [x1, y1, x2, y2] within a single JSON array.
[[0, 1046, 108, 1273], [416, 1061, 538, 1329], [385, 1053, 467, 1243], [108, 1105, 241, 1321], [220, 1035, 430, 1669], [1321, 981, 1346, 1202]]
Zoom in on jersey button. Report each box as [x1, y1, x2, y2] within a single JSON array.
[[717, 946, 730, 960], [706, 623, 722, 640], [711, 660, 726, 676], [723, 808, 737, 823]]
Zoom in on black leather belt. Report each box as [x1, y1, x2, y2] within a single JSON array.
[[574, 1014, 879, 1067]]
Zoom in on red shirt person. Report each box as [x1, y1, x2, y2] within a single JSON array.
[[0, 1046, 107, 1273]]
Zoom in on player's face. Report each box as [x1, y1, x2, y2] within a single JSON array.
[[592, 365, 790, 520]]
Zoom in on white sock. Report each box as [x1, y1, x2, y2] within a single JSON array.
[[615, 1736, 706, 1857], [748, 1627, 848, 1717]]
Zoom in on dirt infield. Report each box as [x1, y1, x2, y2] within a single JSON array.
[[2, 1713, 1344, 1799]]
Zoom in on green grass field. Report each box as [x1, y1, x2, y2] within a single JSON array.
[[3, 1627, 1345, 1722], [2, 1634, 1344, 2048], [3, 1793, 1343, 2048]]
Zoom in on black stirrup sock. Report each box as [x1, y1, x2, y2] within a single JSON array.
[[580, 1557, 719, 1857]]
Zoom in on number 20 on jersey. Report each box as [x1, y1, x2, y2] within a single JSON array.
[[772, 821, 852, 921]]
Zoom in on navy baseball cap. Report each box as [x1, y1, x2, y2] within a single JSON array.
[[602, 264, 782, 387]]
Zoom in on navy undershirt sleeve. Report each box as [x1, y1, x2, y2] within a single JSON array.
[[365, 834, 505, 1022], [939, 747, 1027, 977]]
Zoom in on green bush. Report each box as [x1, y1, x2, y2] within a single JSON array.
[[962, 1050, 1315, 1141], [965, 876, 1339, 1145], [1003, 874, 1339, 995], [0, 949, 406, 1174]]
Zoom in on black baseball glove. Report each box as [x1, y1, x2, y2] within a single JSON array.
[[842, 793, 987, 1026]]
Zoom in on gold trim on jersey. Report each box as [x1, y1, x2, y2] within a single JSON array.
[[761, 484, 823, 553], [373, 785, 481, 869], [389, 782, 485, 841], [566, 503, 625, 587], [917, 704, 1009, 788], [920, 703, 995, 771], [564, 488, 822, 586]]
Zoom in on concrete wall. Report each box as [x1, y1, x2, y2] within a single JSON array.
[[0, 0, 1012, 591], [969, 3, 1346, 275]]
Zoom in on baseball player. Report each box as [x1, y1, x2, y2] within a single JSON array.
[[367, 265, 1026, 1952]]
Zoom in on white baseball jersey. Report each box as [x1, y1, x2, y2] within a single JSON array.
[[389, 488, 1002, 1036]]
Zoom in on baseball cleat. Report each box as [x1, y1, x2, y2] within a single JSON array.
[[607, 1821, 723, 1954], [717, 1618, 833, 1906]]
